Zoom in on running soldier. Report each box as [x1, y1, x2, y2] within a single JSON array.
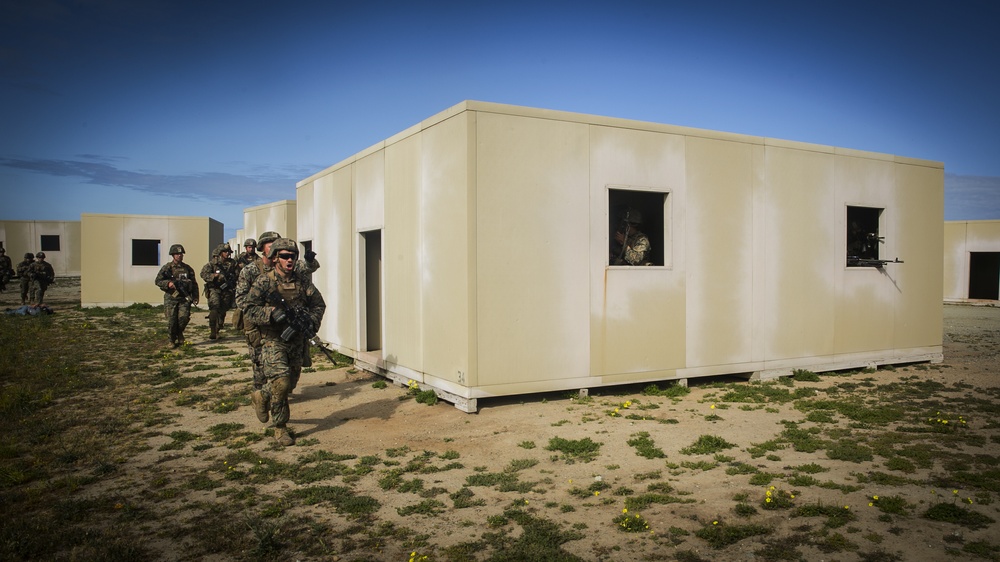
[[235, 232, 321, 391], [244, 238, 326, 446], [200, 243, 238, 339], [154, 244, 200, 347], [236, 238, 258, 271]]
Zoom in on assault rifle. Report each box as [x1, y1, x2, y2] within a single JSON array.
[[308, 336, 342, 365], [166, 271, 195, 303], [266, 292, 317, 342], [847, 256, 904, 268]]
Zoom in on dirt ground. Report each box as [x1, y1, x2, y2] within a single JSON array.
[[6, 278, 1000, 561]]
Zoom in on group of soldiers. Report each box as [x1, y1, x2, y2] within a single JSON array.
[[0, 246, 56, 306], [153, 232, 326, 446]]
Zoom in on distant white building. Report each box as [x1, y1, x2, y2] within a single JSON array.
[[80, 214, 222, 307], [0, 220, 81, 276], [944, 220, 1000, 302]]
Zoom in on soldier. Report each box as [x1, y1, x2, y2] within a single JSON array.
[[235, 231, 282, 392], [235, 232, 322, 392], [200, 243, 238, 339], [154, 244, 200, 348], [0, 247, 12, 292], [610, 208, 652, 266], [27, 252, 55, 306], [236, 238, 258, 271], [16, 253, 33, 305], [244, 238, 326, 446]]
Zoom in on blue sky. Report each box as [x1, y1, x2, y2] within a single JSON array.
[[2, 0, 998, 240]]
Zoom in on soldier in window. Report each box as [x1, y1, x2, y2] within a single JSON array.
[[610, 208, 652, 266]]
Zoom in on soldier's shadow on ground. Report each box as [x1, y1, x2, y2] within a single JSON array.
[[293, 396, 405, 437]]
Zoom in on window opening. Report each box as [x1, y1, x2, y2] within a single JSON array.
[[40, 235, 60, 252], [132, 239, 161, 266], [846, 206, 901, 267], [609, 189, 666, 266]]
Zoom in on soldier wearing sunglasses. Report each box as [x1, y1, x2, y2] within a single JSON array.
[[243, 238, 326, 446]]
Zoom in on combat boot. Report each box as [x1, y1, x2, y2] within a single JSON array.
[[251, 389, 270, 423], [274, 427, 295, 446]]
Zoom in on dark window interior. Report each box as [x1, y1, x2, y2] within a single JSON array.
[[40, 235, 60, 252], [609, 189, 666, 266], [132, 239, 160, 266], [969, 252, 1000, 300], [846, 206, 883, 267]]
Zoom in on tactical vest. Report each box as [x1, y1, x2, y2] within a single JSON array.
[[267, 269, 305, 307]]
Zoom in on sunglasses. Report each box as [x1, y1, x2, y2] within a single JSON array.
[[276, 253, 298, 260]]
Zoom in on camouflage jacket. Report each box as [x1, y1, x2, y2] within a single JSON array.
[[0, 255, 12, 280], [235, 251, 258, 271], [200, 255, 238, 294], [611, 229, 652, 266], [154, 261, 199, 302], [236, 257, 320, 312], [16, 259, 33, 279], [244, 267, 325, 341], [27, 260, 55, 284]]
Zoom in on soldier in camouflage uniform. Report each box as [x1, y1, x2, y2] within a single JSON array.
[[236, 238, 258, 271], [235, 231, 281, 391], [16, 253, 33, 305], [27, 252, 56, 306], [0, 247, 12, 292], [235, 231, 322, 391], [244, 238, 326, 446], [200, 243, 238, 339], [154, 244, 200, 347], [610, 208, 652, 266]]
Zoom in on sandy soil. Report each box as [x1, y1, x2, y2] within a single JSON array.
[[5, 277, 999, 561]]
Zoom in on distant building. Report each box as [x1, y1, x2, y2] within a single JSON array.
[[944, 220, 1000, 302], [80, 214, 222, 307], [297, 101, 944, 412], [0, 219, 81, 276], [229, 199, 308, 255]]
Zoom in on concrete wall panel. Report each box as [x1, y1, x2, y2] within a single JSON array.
[[476, 112, 590, 386]]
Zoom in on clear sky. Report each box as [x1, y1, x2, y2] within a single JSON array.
[[2, 0, 998, 240]]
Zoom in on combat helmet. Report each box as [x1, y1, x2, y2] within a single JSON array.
[[168, 244, 186, 255], [24, 252, 34, 260], [35, 252, 45, 259], [243, 238, 257, 249], [267, 238, 299, 260], [622, 208, 643, 225], [256, 231, 281, 252], [215, 243, 233, 256]]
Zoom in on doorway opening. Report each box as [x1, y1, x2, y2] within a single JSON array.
[[969, 252, 1000, 300], [361, 230, 383, 351]]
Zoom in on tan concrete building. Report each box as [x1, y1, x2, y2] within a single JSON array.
[[229, 199, 308, 255], [80, 213, 222, 307], [297, 101, 944, 411], [0, 220, 81, 276], [944, 220, 1000, 302]]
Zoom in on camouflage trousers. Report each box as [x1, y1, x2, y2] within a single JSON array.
[[259, 336, 304, 428], [245, 329, 266, 390], [206, 289, 234, 335], [28, 281, 50, 305], [163, 296, 192, 343], [20, 278, 30, 304]]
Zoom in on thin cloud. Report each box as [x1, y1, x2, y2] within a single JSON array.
[[945, 173, 1000, 221], [1, 156, 299, 205]]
